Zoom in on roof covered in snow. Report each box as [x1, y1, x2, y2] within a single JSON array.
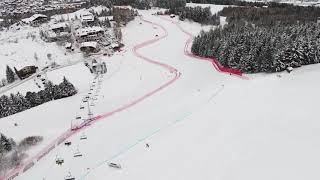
[[50, 22, 69, 30], [65, 42, 72, 48], [98, 16, 113, 22], [80, 11, 94, 22], [113, 5, 133, 10], [80, 41, 98, 48], [21, 14, 47, 23], [76, 26, 104, 37]]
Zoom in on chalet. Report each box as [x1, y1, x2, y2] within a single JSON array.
[[80, 41, 99, 53], [80, 11, 95, 26], [22, 14, 48, 26], [75, 26, 104, 43], [50, 22, 70, 33], [14, 66, 38, 80], [43, 23, 71, 42]]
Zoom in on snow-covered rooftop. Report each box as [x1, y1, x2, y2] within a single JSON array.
[[113, 5, 133, 10], [65, 42, 72, 48], [76, 26, 104, 37], [21, 14, 47, 23], [80, 41, 98, 48], [50, 22, 69, 30], [98, 16, 113, 22], [80, 11, 94, 22]]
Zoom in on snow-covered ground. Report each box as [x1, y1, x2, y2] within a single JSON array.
[[0, 23, 86, 97], [0, 26, 82, 78], [1, 6, 320, 180]]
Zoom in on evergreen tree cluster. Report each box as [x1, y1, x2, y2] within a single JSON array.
[[133, 0, 152, 10], [0, 77, 77, 119], [6, 66, 16, 84], [220, 5, 320, 27], [0, 133, 16, 156], [87, 0, 151, 9], [97, 8, 112, 17], [191, 22, 320, 73], [0, 134, 43, 174], [178, 6, 220, 25], [156, 0, 219, 25], [18, 136, 43, 151], [0, 133, 18, 174], [87, 0, 112, 7], [155, 0, 186, 10]]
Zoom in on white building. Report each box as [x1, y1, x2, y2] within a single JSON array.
[[80, 11, 94, 24], [21, 14, 48, 25], [75, 26, 104, 43], [80, 41, 99, 53]]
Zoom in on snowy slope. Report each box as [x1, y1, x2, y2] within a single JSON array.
[[83, 12, 320, 180]]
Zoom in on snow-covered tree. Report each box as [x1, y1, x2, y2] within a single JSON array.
[[59, 77, 77, 97], [6, 66, 16, 84]]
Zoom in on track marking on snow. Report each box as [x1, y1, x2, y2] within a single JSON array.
[[159, 16, 249, 80], [1, 17, 181, 180], [79, 85, 225, 180]]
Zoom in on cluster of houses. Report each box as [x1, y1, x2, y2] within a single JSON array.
[[35, 5, 136, 55], [0, 0, 88, 17]]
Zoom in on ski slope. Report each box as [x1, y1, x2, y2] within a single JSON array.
[[1, 8, 320, 180]]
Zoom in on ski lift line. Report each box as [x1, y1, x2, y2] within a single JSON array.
[[79, 87, 224, 180], [2, 16, 180, 180]]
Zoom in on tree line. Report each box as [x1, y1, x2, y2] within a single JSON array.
[[220, 5, 320, 27], [87, 0, 151, 9], [192, 22, 320, 73], [177, 6, 220, 25], [0, 77, 77, 119], [155, 0, 220, 25], [191, 3, 320, 73]]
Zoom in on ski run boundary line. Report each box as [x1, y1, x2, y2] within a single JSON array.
[[159, 15, 249, 80], [0, 17, 181, 180]]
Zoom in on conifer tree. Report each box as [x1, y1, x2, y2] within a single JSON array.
[[6, 66, 15, 84]]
